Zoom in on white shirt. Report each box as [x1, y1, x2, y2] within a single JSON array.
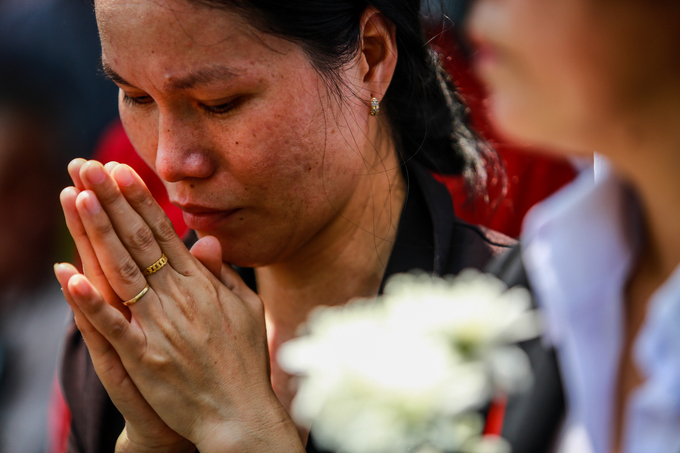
[[520, 158, 680, 453]]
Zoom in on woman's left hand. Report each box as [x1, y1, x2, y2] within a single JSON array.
[[59, 160, 304, 453]]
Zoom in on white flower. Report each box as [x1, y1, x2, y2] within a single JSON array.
[[278, 269, 539, 453]]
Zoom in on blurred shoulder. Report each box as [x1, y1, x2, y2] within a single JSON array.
[[445, 219, 516, 274]]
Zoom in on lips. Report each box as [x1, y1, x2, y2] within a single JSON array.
[[465, 27, 500, 75], [465, 3, 504, 77], [176, 204, 241, 232], [472, 40, 498, 69]]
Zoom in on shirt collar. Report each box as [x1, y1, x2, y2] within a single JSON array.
[[626, 254, 680, 452], [520, 159, 641, 453]]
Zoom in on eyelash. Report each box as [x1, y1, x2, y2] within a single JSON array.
[[122, 94, 153, 107], [200, 98, 243, 117], [122, 93, 243, 117]]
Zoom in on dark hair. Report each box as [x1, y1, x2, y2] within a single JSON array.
[[190, 0, 490, 180]]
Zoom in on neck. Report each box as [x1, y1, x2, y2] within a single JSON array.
[[603, 96, 680, 287], [256, 142, 406, 337]]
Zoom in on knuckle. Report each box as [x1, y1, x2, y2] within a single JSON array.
[[145, 350, 173, 370], [155, 215, 177, 242], [93, 217, 115, 237], [97, 179, 122, 204], [140, 192, 157, 210], [97, 184, 122, 206], [106, 315, 128, 341], [127, 224, 157, 254], [128, 187, 151, 207], [116, 256, 142, 286]]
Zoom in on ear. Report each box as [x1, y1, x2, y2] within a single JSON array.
[[357, 7, 398, 103]]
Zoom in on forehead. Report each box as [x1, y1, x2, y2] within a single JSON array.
[[96, 0, 236, 46], [95, 0, 300, 87]]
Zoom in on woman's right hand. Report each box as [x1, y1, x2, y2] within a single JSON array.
[[55, 159, 195, 453], [55, 262, 194, 453], [57, 159, 304, 452]]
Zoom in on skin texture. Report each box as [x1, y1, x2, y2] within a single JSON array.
[[468, 1, 680, 451], [56, 166, 292, 452], [56, 0, 402, 451], [99, 3, 404, 417], [98, 0, 400, 269]]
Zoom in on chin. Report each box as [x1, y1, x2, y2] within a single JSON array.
[[486, 95, 571, 155], [487, 98, 537, 143], [215, 237, 278, 268]]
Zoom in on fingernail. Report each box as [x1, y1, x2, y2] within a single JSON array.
[[104, 161, 119, 173], [60, 187, 79, 206], [114, 165, 134, 187], [82, 191, 101, 214], [68, 158, 86, 171], [85, 163, 106, 185], [71, 275, 90, 297]]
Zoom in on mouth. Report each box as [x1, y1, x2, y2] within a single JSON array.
[[176, 204, 242, 232]]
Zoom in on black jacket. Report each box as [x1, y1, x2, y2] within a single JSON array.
[[486, 245, 566, 453], [60, 161, 515, 453]]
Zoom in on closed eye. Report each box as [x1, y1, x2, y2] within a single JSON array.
[[121, 92, 246, 116], [122, 93, 154, 107], [200, 97, 245, 117]]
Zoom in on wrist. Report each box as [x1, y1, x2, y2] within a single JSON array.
[[117, 425, 196, 453], [194, 399, 305, 453]]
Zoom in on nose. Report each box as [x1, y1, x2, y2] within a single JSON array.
[[155, 114, 216, 183]]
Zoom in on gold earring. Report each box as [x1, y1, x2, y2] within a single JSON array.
[[370, 97, 379, 116]]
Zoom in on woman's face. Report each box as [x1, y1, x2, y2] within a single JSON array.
[[96, 0, 380, 267], [467, 0, 680, 153]]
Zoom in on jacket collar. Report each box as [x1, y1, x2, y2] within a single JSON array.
[[379, 161, 457, 292]]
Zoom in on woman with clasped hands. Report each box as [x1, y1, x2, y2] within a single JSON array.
[[53, 0, 512, 452]]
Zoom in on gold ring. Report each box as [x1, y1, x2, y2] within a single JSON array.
[[143, 253, 168, 276], [123, 284, 149, 306]]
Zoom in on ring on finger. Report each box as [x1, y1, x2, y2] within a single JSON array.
[[123, 284, 150, 306], [143, 253, 168, 276]]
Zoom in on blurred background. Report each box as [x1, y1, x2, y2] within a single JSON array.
[[0, 0, 117, 452], [0, 0, 575, 452]]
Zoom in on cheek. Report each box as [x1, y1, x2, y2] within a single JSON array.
[[119, 98, 159, 171], [488, 49, 589, 147], [231, 116, 334, 212], [224, 86, 366, 210]]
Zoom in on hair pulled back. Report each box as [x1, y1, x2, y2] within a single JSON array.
[[190, 0, 488, 179]]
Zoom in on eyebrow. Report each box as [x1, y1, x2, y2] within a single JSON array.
[[101, 61, 133, 86], [101, 61, 241, 90]]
